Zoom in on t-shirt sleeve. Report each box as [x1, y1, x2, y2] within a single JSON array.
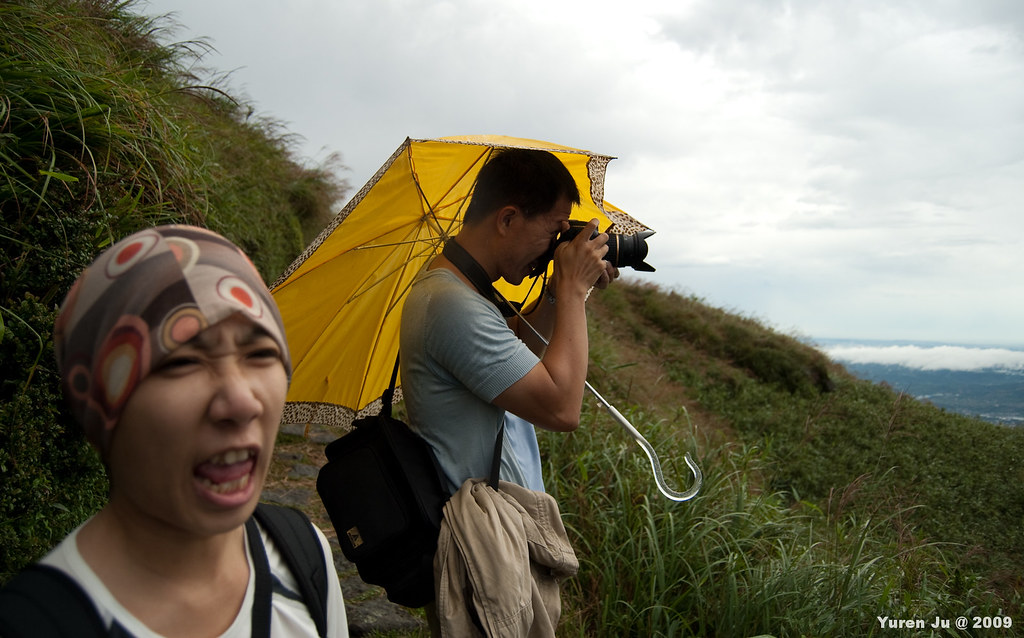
[[424, 284, 539, 402]]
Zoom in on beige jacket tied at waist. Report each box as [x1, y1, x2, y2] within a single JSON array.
[[434, 478, 579, 637]]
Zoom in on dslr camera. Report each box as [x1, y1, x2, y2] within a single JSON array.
[[536, 219, 655, 273]]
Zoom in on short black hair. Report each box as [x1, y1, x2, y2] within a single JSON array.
[[463, 149, 581, 225]]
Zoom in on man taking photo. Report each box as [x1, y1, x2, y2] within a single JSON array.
[[400, 148, 618, 497]]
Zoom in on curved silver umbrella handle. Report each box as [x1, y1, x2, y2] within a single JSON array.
[[586, 381, 702, 501], [510, 303, 702, 501]]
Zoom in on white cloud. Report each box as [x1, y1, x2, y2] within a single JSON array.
[[823, 344, 1024, 371]]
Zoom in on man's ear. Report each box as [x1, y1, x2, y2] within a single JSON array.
[[495, 205, 519, 237]]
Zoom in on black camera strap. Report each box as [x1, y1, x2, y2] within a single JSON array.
[[440, 238, 508, 489], [441, 238, 517, 318]]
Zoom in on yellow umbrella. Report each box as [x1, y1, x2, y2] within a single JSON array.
[[270, 135, 649, 429]]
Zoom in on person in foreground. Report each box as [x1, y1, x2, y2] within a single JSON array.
[[0, 225, 349, 637], [400, 149, 618, 635]]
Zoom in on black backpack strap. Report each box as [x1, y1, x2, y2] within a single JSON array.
[[0, 564, 106, 637], [488, 421, 506, 490], [246, 517, 273, 638], [380, 354, 400, 419], [252, 504, 329, 637]]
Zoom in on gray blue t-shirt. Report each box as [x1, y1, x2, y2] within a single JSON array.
[[400, 268, 545, 494]]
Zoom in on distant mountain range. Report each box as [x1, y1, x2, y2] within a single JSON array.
[[809, 335, 1024, 428], [836, 363, 1024, 426]]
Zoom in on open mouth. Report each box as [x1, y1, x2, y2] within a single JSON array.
[[194, 448, 257, 495]]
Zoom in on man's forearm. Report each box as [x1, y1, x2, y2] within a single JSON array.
[[512, 284, 559, 355], [535, 290, 589, 429]]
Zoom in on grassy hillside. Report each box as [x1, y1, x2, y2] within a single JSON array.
[[538, 281, 1022, 635], [0, 0, 346, 579]]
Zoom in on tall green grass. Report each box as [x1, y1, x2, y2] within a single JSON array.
[[541, 404, 1014, 637]]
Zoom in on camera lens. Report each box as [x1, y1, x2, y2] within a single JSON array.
[[607, 230, 655, 272], [531, 221, 656, 275]]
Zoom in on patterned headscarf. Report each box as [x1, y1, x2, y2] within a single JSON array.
[[54, 225, 291, 453]]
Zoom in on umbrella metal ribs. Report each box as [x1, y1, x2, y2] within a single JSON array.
[[516, 305, 703, 502]]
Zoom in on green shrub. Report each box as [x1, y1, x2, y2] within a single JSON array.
[[0, 296, 107, 581]]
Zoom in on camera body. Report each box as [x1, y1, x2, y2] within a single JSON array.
[[535, 219, 655, 274]]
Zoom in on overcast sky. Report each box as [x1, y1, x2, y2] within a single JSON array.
[[141, 0, 1023, 349]]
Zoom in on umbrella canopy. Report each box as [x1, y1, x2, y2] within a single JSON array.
[[271, 135, 649, 429]]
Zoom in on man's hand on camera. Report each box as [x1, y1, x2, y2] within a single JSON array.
[[575, 219, 619, 290], [594, 260, 620, 290], [552, 219, 609, 299]]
